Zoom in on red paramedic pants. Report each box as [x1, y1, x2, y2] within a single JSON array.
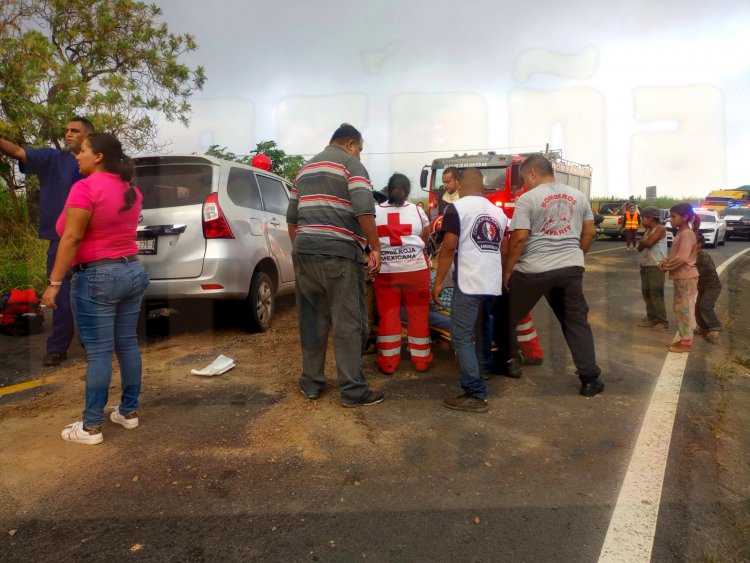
[[374, 270, 432, 373]]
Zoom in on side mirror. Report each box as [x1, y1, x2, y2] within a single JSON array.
[[420, 169, 428, 189]]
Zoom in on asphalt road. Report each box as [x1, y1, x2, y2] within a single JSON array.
[[1, 237, 748, 562]]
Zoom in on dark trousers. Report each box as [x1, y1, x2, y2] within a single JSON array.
[[640, 266, 668, 326], [504, 266, 601, 381], [293, 253, 370, 402], [696, 285, 723, 332], [46, 239, 75, 354], [492, 292, 513, 368]]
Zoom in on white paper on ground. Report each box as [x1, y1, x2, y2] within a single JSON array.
[[190, 354, 235, 376]]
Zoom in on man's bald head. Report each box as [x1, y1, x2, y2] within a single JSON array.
[[458, 168, 483, 195]]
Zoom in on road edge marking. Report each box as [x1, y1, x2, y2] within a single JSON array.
[[598, 246, 750, 562], [0, 375, 59, 398], [588, 246, 626, 256]]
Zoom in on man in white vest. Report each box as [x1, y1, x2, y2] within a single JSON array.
[[503, 154, 604, 397], [432, 168, 508, 412]]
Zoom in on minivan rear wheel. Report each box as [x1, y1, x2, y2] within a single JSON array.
[[243, 272, 274, 332]]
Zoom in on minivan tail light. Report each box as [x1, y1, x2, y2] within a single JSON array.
[[202, 192, 234, 239]]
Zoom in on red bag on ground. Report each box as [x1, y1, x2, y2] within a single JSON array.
[[0, 288, 44, 336]]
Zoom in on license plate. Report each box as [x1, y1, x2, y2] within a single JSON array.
[[727, 226, 734, 231], [137, 237, 157, 255]]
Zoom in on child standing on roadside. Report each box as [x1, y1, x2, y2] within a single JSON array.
[[659, 203, 700, 353], [695, 235, 723, 341], [637, 206, 669, 331]]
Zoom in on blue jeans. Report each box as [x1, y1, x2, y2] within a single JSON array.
[[71, 261, 149, 427], [450, 286, 492, 400]]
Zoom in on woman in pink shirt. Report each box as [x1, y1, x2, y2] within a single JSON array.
[[660, 203, 700, 353], [41, 133, 149, 445]]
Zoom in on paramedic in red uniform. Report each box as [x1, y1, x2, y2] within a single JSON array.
[[374, 173, 432, 374]]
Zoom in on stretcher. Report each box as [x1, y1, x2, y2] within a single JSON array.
[[422, 224, 544, 365]]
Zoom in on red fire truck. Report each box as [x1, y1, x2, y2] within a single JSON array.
[[419, 148, 592, 218]]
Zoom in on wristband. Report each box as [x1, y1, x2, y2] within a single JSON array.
[[47, 279, 62, 287]]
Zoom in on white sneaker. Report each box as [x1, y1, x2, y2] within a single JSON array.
[[61, 421, 103, 445], [110, 408, 139, 429]]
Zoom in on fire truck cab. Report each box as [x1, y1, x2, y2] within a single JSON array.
[[420, 149, 592, 219]]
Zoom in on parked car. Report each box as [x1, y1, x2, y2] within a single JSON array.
[[665, 208, 726, 248], [721, 206, 750, 240], [132, 155, 296, 332]]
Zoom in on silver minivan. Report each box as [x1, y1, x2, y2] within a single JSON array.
[[132, 155, 295, 331]]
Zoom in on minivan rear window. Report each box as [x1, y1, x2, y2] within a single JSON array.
[[133, 164, 213, 209]]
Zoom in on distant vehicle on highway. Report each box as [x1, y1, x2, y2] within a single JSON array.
[[132, 155, 296, 332], [721, 206, 750, 240], [666, 208, 726, 248], [700, 189, 749, 214]]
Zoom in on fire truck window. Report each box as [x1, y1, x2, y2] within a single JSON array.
[[433, 168, 446, 195], [510, 164, 522, 193], [482, 168, 507, 193]]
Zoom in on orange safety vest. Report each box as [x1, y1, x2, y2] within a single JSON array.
[[625, 211, 639, 230]]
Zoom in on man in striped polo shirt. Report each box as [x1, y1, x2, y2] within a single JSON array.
[[286, 123, 384, 407]]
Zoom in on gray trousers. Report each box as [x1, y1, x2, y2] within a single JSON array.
[[293, 253, 370, 401], [696, 286, 723, 332], [507, 266, 601, 381], [640, 266, 668, 326]]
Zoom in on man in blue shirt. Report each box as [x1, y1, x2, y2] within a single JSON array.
[[0, 117, 93, 366]]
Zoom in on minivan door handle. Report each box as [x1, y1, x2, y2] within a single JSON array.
[[268, 218, 280, 227], [138, 224, 187, 235]]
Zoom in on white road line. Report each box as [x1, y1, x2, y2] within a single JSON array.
[[598, 246, 750, 562]]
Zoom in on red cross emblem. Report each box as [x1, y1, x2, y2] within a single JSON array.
[[377, 212, 412, 246]]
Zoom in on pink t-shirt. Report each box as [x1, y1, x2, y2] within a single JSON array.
[[56, 171, 142, 266], [663, 229, 698, 280]]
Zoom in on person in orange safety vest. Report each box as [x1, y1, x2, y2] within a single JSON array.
[[623, 203, 640, 252]]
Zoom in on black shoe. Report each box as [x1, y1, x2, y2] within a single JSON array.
[[580, 379, 604, 397], [341, 390, 384, 408], [299, 387, 321, 400], [518, 352, 544, 366], [43, 351, 67, 367], [490, 358, 522, 378], [442, 393, 489, 413], [480, 366, 492, 380]]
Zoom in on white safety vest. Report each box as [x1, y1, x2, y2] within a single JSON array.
[[375, 202, 430, 274], [452, 195, 507, 295]]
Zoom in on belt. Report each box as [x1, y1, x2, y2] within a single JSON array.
[[73, 255, 140, 271]]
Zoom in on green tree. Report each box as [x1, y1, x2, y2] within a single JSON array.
[[0, 0, 206, 221], [206, 141, 306, 183]]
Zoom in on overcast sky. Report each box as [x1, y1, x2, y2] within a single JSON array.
[[153, 0, 750, 198]]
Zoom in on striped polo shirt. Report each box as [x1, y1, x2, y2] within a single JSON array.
[[286, 144, 375, 261]]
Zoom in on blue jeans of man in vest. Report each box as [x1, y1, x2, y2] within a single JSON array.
[[450, 285, 492, 400]]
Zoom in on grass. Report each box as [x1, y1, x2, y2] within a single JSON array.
[[702, 550, 724, 563], [714, 362, 734, 382], [0, 190, 47, 293]]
